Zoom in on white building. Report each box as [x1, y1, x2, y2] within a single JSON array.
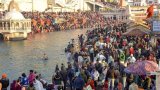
[[126, 0, 147, 6], [127, 0, 134, 6], [146, 0, 159, 4], [101, 10, 130, 22], [0, 0, 31, 41], [133, 0, 147, 6]]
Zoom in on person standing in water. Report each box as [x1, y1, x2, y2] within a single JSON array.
[[42, 53, 48, 60]]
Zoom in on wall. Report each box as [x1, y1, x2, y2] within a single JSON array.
[[101, 12, 129, 22], [129, 6, 147, 22]]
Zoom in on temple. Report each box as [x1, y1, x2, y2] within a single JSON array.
[[0, 0, 31, 40]]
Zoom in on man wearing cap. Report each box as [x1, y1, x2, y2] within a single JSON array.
[[0, 73, 9, 90]]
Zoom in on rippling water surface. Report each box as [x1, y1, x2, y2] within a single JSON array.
[[0, 29, 87, 83]]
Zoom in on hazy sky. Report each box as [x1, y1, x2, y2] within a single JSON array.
[[1, 0, 47, 12]]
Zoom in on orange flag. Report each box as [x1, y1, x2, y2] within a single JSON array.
[[147, 4, 154, 18]]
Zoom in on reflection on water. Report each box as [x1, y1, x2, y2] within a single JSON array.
[[0, 29, 87, 82]]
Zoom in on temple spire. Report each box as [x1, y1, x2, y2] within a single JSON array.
[[8, 0, 19, 11]]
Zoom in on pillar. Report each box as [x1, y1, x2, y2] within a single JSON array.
[[26, 21, 27, 29], [23, 22, 26, 30], [14, 22, 17, 30], [11, 22, 14, 30], [10, 21, 12, 30], [27, 21, 29, 30], [29, 21, 31, 29], [15, 22, 17, 30], [21, 22, 23, 30], [25, 22, 27, 30], [2, 22, 4, 30], [5, 22, 8, 30]]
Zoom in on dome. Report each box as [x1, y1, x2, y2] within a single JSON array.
[[5, 9, 25, 20]]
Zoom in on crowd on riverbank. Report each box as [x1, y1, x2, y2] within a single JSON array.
[[0, 8, 159, 90], [56, 21, 159, 90], [21, 12, 109, 33]]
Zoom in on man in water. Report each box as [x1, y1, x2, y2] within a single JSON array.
[[42, 53, 48, 60]]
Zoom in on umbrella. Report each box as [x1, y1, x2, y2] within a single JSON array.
[[124, 60, 159, 75]]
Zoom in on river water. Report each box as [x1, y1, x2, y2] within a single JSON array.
[[0, 29, 87, 83]]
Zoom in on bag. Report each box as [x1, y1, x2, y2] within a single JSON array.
[[84, 85, 92, 90]]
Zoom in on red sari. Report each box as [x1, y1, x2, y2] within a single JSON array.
[[85, 80, 95, 90], [103, 81, 108, 90]]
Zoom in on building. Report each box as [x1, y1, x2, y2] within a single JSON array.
[[0, 0, 31, 40], [126, 0, 147, 6], [126, 0, 160, 6], [101, 8, 130, 22], [146, 0, 159, 4], [133, 0, 147, 6], [129, 6, 147, 23]]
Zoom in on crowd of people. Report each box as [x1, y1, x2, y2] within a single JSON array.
[[63, 21, 159, 90], [0, 70, 50, 90], [21, 12, 108, 33], [0, 10, 159, 90], [0, 20, 158, 90]]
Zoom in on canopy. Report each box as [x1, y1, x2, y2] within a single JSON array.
[[126, 21, 137, 29], [123, 24, 150, 36], [123, 28, 149, 36], [124, 60, 159, 75]]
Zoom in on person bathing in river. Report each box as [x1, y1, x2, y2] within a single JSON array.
[[42, 53, 48, 60]]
